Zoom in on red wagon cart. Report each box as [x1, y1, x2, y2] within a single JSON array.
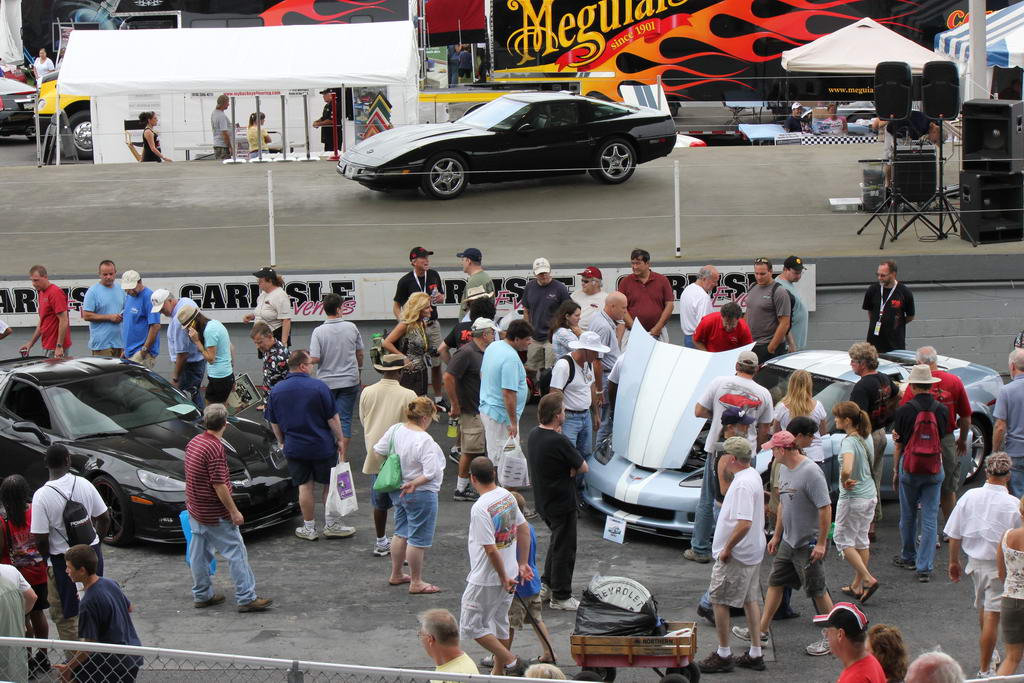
[[571, 621, 700, 682]]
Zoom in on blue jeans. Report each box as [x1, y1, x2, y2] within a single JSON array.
[[1012, 457, 1024, 497], [691, 455, 718, 556], [189, 517, 257, 605], [562, 410, 593, 459], [595, 398, 613, 447], [683, 334, 695, 348], [179, 360, 207, 410], [331, 385, 360, 438], [898, 470, 944, 573]]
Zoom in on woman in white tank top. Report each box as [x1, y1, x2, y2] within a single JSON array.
[[997, 499, 1024, 676]]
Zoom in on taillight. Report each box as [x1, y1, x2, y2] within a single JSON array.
[[0, 99, 5, 112]]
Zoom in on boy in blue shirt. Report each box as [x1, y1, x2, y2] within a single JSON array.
[[505, 492, 556, 665]]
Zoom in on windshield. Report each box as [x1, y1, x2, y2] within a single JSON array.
[[754, 366, 854, 432], [459, 98, 532, 131], [47, 369, 199, 439]]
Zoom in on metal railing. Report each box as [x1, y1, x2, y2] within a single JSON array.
[[0, 637, 554, 683]]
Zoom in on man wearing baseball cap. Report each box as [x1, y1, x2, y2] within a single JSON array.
[[813, 603, 886, 682], [395, 247, 446, 407], [944, 451, 1019, 677], [678, 265, 718, 348], [151, 289, 206, 408], [571, 267, 607, 331], [458, 248, 494, 315], [522, 258, 570, 387], [777, 256, 808, 352], [120, 270, 161, 369]]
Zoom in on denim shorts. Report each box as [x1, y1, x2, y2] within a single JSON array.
[[369, 474, 394, 511], [389, 489, 438, 548], [331, 385, 360, 438]]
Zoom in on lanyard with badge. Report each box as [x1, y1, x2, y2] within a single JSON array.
[[412, 270, 442, 305], [875, 282, 898, 337]]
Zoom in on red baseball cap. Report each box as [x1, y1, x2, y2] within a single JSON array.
[[579, 266, 603, 279]]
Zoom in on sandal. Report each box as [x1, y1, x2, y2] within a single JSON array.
[[860, 581, 880, 604], [839, 585, 863, 599], [410, 584, 442, 595], [388, 576, 411, 586]]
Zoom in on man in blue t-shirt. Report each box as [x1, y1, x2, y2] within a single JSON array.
[[479, 319, 533, 462], [57, 544, 142, 683], [265, 349, 353, 541], [82, 260, 126, 357], [120, 270, 161, 369]]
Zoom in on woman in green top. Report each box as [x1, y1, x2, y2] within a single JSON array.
[[832, 400, 880, 603]]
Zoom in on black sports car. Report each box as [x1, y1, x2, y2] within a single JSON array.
[[337, 92, 677, 199], [0, 357, 298, 545]]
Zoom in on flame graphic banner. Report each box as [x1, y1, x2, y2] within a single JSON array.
[[492, 0, 964, 101]]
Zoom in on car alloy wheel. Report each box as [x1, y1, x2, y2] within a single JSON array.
[[591, 138, 636, 184], [963, 420, 991, 483], [422, 153, 467, 199], [93, 474, 134, 546]]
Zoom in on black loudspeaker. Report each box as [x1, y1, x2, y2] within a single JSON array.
[[874, 61, 912, 120], [960, 171, 1024, 243], [893, 146, 936, 203], [922, 60, 960, 119], [962, 99, 1024, 173]]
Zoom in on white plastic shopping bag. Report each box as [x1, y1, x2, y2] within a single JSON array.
[[498, 437, 530, 488], [325, 462, 358, 517]]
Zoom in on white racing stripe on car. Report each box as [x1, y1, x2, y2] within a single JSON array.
[[613, 510, 642, 522], [614, 463, 636, 501], [623, 468, 665, 505]]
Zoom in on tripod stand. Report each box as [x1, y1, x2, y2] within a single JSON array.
[[902, 120, 976, 246], [858, 152, 942, 250]]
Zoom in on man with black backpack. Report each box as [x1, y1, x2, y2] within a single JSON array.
[[543, 330, 609, 464], [30, 444, 109, 641], [891, 365, 950, 583]]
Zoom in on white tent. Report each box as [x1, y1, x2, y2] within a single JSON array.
[[0, 0, 22, 65], [58, 22, 419, 96], [781, 17, 952, 74]]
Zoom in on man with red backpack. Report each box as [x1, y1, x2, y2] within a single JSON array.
[[891, 365, 951, 583]]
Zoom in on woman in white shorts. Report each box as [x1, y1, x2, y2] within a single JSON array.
[[832, 400, 880, 603]]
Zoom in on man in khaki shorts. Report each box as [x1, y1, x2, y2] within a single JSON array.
[[699, 437, 768, 675], [444, 318, 498, 501]]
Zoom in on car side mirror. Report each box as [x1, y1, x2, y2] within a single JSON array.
[[516, 123, 535, 135], [12, 421, 50, 446]]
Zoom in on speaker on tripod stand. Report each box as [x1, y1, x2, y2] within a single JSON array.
[[961, 99, 1024, 244]]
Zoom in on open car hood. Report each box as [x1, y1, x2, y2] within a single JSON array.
[[612, 325, 753, 469]]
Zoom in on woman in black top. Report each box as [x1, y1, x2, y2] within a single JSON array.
[[139, 112, 171, 163]]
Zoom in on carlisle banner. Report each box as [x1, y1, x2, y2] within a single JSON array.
[[490, 0, 966, 101]]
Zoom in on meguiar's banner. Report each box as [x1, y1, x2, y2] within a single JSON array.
[[489, 0, 976, 101], [0, 265, 815, 328]]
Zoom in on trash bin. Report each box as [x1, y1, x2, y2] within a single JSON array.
[[860, 160, 884, 212]]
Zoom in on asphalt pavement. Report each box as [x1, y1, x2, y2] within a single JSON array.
[[99, 401, 984, 683]]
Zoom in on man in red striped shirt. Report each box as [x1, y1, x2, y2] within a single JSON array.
[[184, 403, 272, 613]]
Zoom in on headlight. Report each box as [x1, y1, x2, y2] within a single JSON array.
[[137, 470, 186, 492]]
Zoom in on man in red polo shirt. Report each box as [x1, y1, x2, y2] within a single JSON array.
[[693, 302, 753, 352], [19, 265, 72, 358], [616, 249, 674, 341], [899, 345, 971, 525]]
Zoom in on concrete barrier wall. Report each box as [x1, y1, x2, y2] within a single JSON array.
[[1, 282, 1015, 385]]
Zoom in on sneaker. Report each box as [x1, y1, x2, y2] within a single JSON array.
[[194, 593, 225, 609], [806, 631, 831, 656], [732, 626, 769, 644], [539, 584, 551, 602], [549, 596, 580, 611], [449, 446, 461, 465], [993, 649, 1002, 669], [736, 652, 766, 671], [323, 522, 356, 538], [684, 548, 711, 564], [891, 555, 915, 570], [29, 650, 50, 676], [238, 597, 273, 613], [480, 654, 495, 668], [504, 657, 528, 677], [976, 671, 995, 679], [453, 487, 480, 502], [373, 538, 391, 557], [698, 652, 735, 674], [697, 603, 716, 626], [295, 526, 319, 541], [917, 572, 931, 583], [433, 397, 449, 414]]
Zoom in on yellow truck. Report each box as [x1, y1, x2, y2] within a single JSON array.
[[35, 72, 93, 159]]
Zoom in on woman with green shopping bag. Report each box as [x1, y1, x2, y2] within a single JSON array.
[[373, 397, 445, 595]]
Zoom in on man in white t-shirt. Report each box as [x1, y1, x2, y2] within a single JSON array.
[[571, 267, 608, 331], [679, 266, 719, 348], [30, 444, 109, 641], [460, 457, 532, 677], [699, 437, 767, 674], [549, 331, 609, 462], [687, 351, 772, 563]]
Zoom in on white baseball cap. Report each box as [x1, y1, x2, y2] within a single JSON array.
[[470, 317, 499, 335], [120, 270, 141, 290], [150, 288, 171, 314], [533, 257, 551, 275]]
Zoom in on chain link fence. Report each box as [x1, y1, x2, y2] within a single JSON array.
[[0, 637, 546, 683]]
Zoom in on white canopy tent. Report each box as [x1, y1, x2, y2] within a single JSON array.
[[50, 22, 420, 164], [58, 22, 419, 95], [0, 0, 22, 65], [781, 17, 952, 74]]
